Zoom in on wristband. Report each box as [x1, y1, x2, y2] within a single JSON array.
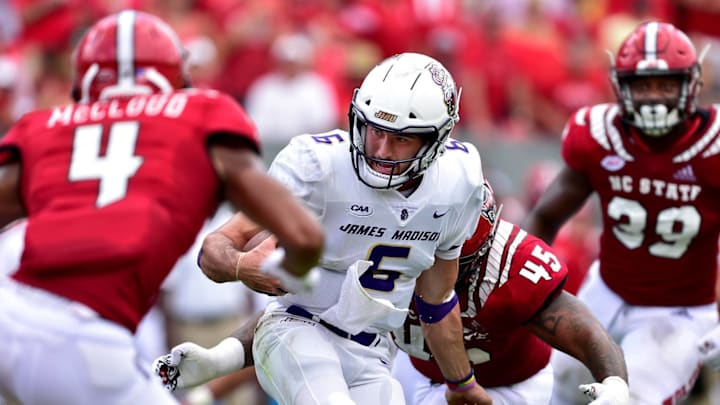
[[414, 291, 458, 324], [445, 369, 477, 392]]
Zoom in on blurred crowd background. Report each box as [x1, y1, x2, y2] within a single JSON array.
[[1, 0, 720, 142], [1, 0, 720, 404], [2, 0, 720, 204]]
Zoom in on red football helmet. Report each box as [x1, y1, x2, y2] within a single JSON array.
[[72, 10, 189, 103], [457, 179, 498, 283], [610, 21, 704, 137]]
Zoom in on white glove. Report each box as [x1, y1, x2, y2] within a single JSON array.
[[698, 324, 720, 370], [152, 337, 245, 391], [260, 248, 321, 294], [579, 376, 630, 405]]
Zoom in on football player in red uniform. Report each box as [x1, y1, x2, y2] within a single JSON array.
[[392, 181, 628, 404], [0, 10, 323, 405], [525, 21, 719, 404]]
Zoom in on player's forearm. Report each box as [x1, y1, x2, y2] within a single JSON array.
[[576, 328, 627, 382], [561, 323, 626, 382], [229, 169, 324, 277], [421, 305, 473, 381], [529, 292, 628, 382], [199, 231, 243, 282]]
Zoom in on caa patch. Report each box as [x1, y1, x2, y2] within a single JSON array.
[[347, 204, 373, 217], [601, 155, 625, 172]]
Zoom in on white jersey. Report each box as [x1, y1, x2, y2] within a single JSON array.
[[268, 130, 485, 332]]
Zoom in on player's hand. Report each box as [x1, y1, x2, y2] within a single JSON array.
[[152, 337, 245, 392], [698, 324, 720, 370], [579, 376, 629, 405], [445, 384, 493, 405], [237, 235, 287, 295], [260, 248, 320, 294]]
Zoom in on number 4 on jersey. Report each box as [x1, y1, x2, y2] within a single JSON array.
[[69, 122, 144, 207]]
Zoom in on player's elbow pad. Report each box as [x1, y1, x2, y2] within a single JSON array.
[[414, 291, 458, 324]]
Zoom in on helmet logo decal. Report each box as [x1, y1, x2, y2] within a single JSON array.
[[116, 10, 136, 87], [428, 63, 457, 117], [644, 21, 659, 61], [637, 23, 670, 71], [374, 111, 398, 123]]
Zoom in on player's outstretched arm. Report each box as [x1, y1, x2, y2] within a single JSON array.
[[153, 310, 261, 392], [415, 257, 493, 405], [208, 144, 324, 292], [526, 290, 629, 404], [200, 219, 287, 296]]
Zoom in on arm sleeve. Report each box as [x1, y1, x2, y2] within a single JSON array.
[[202, 91, 261, 154]]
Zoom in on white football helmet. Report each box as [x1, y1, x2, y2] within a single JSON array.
[[349, 53, 460, 189]]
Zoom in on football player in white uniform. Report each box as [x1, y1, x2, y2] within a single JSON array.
[[154, 180, 629, 405], [187, 53, 490, 405]]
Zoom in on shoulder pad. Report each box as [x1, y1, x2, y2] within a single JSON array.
[[440, 138, 484, 189], [270, 130, 349, 184]]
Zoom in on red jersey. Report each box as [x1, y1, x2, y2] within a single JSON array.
[[393, 220, 567, 387], [562, 104, 720, 306], [0, 89, 259, 332]]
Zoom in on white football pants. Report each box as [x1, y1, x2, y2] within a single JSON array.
[[551, 262, 718, 405], [253, 302, 405, 405], [0, 278, 177, 405]]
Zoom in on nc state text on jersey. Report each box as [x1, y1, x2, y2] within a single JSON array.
[[339, 223, 440, 241], [608, 175, 701, 202], [47, 94, 189, 127]]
